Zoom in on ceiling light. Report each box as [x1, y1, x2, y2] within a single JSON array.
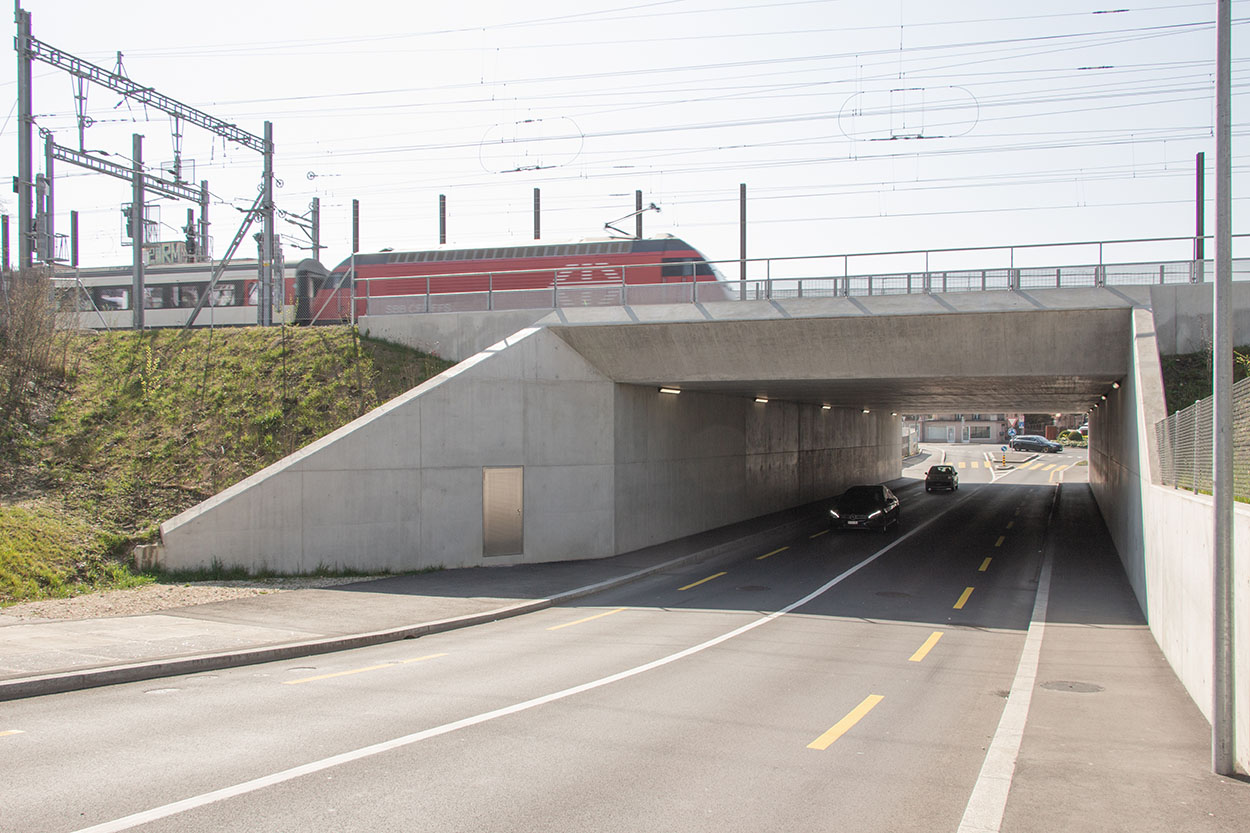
[[659, 387, 681, 395], [1112, 381, 1121, 389], [755, 397, 768, 404], [821, 404, 831, 410], [1101, 395, 1107, 401], [862, 408, 871, 414]]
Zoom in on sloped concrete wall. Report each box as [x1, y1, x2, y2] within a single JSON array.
[[360, 310, 550, 362], [612, 387, 899, 553], [160, 327, 618, 572], [161, 325, 904, 575]]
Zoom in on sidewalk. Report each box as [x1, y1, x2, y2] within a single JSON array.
[[0, 503, 823, 701]]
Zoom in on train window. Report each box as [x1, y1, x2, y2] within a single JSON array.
[[144, 286, 171, 309], [177, 285, 202, 308], [96, 287, 130, 310], [211, 284, 237, 306], [661, 257, 696, 278]]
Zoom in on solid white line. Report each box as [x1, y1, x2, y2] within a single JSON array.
[[956, 550, 1053, 833], [71, 504, 961, 833]]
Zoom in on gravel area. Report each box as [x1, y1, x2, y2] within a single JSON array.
[[0, 576, 386, 623]]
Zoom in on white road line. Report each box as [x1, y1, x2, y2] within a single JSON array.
[[956, 549, 1053, 833], [72, 502, 964, 833]]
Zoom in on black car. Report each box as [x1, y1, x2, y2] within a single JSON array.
[[827, 484, 900, 531], [925, 465, 959, 492], [1009, 434, 1063, 453]]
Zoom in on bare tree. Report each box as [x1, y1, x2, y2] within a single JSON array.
[[0, 268, 74, 422]]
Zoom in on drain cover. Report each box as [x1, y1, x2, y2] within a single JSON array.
[[738, 585, 770, 592], [1041, 680, 1104, 693]]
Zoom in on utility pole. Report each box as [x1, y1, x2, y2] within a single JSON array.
[[310, 197, 320, 261], [740, 183, 747, 300], [352, 198, 360, 253], [259, 121, 274, 326], [15, 4, 33, 270], [533, 188, 540, 240], [438, 194, 446, 244], [131, 133, 144, 330], [43, 130, 54, 263], [635, 190, 643, 239], [199, 180, 210, 261], [1211, 0, 1235, 778], [1195, 152, 1205, 283]]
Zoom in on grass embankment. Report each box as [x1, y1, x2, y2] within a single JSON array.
[[1158, 346, 1249, 415], [0, 327, 451, 605]]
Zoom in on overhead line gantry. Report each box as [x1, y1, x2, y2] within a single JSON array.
[[13, 1, 278, 328]]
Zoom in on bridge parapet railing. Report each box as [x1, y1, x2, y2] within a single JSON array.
[[357, 232, 1250, 316]]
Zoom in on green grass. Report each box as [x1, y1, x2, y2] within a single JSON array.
[[1159, 345, 1249, 415], [0, 326, 452, 605], [0, 503, 150, 601]]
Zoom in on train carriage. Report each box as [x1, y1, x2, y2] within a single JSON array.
[[52, 234, 725, 329], [312, 234, 727, 322]]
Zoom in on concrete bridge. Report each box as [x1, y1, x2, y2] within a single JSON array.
[[155, 272, 1250, 771]]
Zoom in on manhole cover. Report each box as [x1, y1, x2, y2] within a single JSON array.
[[738, 585, 770, 592], [1041, 680, 1104, 694], [875, 591, 912, 598]]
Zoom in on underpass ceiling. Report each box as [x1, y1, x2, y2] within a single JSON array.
[[547, 297, 1133, 414]]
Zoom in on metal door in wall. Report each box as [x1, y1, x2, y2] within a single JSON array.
[[483, 467, 524, 557]]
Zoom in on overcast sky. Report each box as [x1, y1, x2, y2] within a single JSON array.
[[2, 0, 1245, 274]]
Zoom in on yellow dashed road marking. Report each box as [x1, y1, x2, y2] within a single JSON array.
[[954, 587, 975, 609], [547, 608, 626, 631], [808, 695, 885, 750], [758, 545, 792, 559], [284, 653, 448, 685], [679, 572, 726, 591], [979, 557, 992, 572], [908, 632, 944, 662]]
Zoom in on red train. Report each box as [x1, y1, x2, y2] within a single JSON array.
[[301, 234, 727, 323]]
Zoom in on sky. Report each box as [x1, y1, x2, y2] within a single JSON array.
[[1, 0, 1246, 276]]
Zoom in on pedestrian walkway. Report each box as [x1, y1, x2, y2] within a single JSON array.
[[0, 501, 822, 701]]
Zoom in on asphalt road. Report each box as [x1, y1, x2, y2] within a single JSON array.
[[2, 459, 1244, 832]]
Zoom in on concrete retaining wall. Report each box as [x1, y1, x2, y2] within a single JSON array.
[[161, 326, 898, 574], [161, 327, 619, 572], [612, 387, 899, 553], [1090, 306, 1250, 772], [1149, 282, 1250, 355]]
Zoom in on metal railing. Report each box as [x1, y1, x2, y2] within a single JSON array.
[[357, 232, 1250, 317], [1155, 376, 1250, 500]]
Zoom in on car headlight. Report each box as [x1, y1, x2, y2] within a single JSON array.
[[868, 510, 882, 518]]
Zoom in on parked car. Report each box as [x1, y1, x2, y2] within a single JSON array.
[[827, 484, 900, 531], [925, 465, 959, 492], [1009, 434, 1063, 453], [1079, 424, 1089, 437]]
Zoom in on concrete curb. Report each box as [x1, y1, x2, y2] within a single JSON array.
[[0, 514, 820, 702]]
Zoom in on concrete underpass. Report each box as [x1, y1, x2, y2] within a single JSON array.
[[155, 281, 1250, 772]]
